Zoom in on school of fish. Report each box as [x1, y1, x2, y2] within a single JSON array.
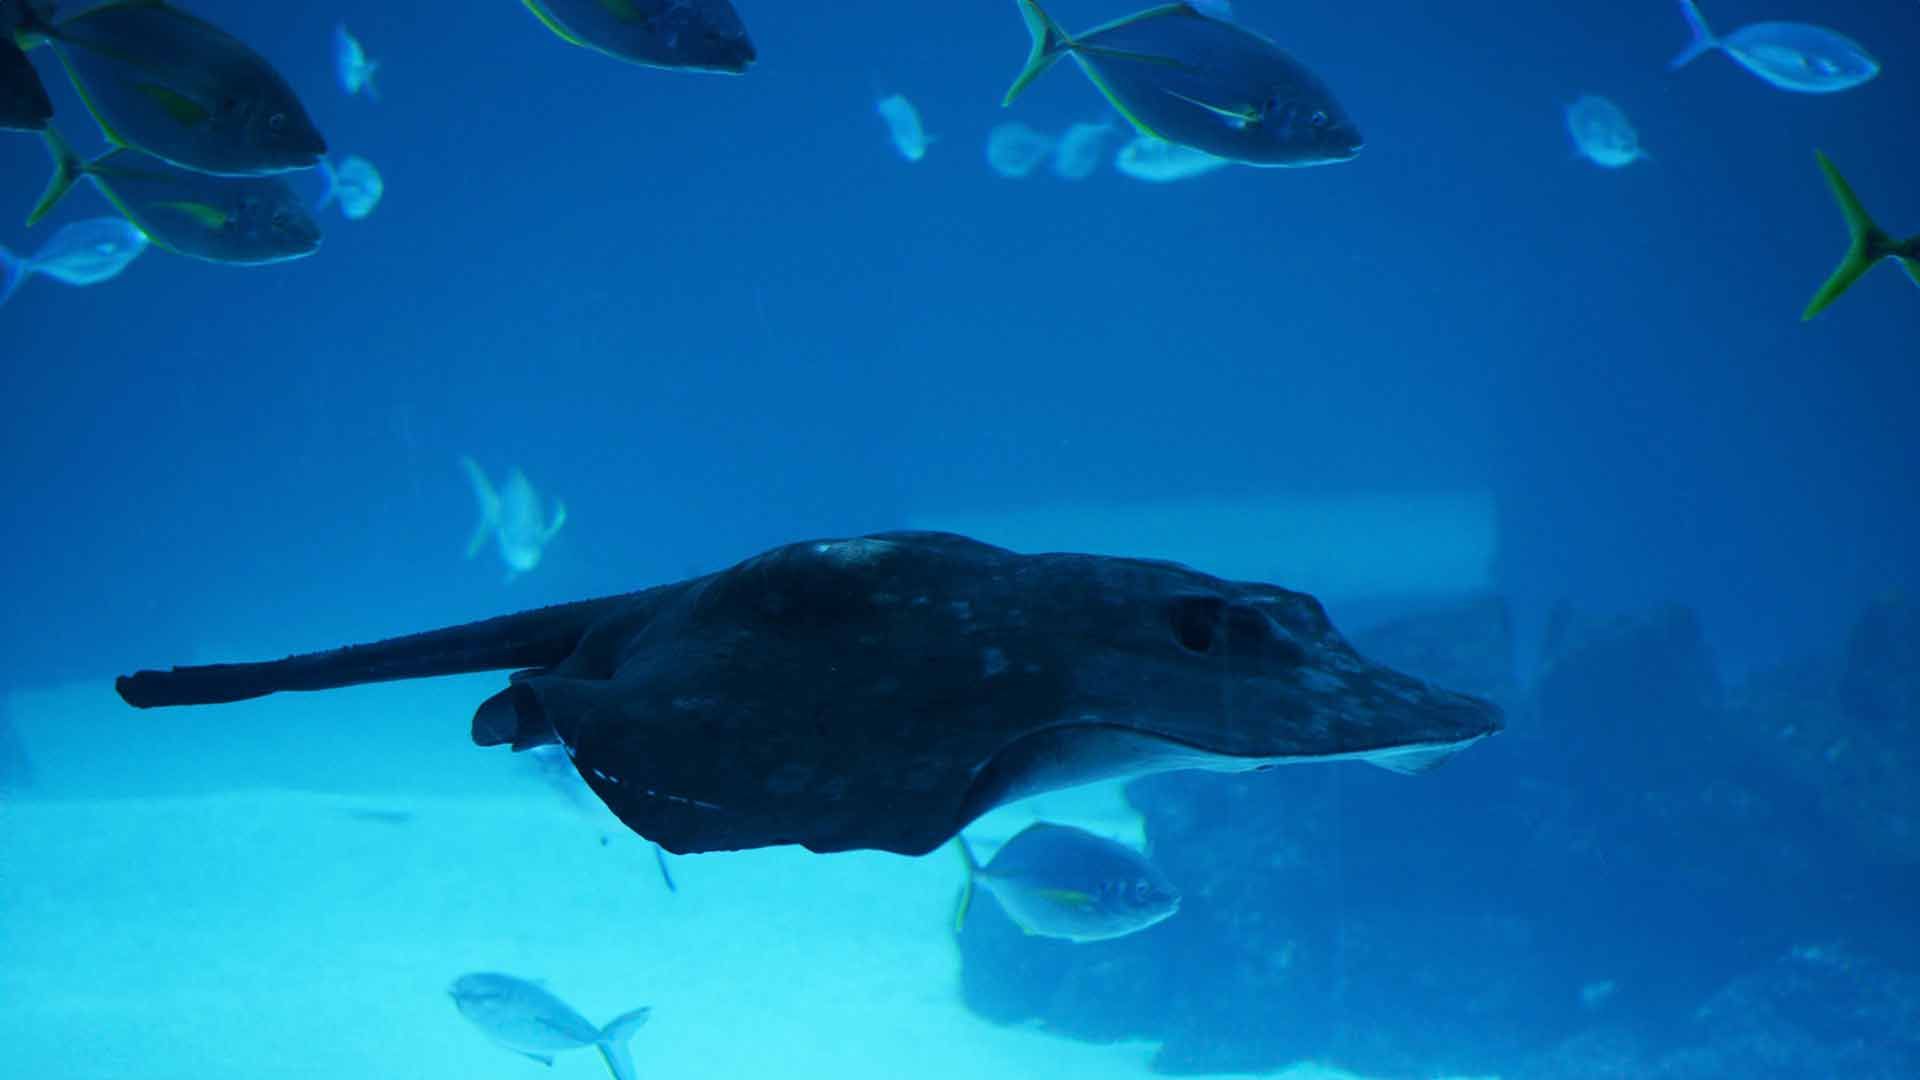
[[3, 0, 1902, 317]]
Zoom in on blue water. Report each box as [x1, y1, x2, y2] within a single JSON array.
[[2, 2, 1916, 1077]]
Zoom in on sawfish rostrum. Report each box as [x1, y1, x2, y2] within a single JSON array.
[[116, 532, 1501, 856]]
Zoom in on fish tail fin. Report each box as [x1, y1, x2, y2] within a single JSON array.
[[28, 125, 82, 227], [1901, 236, 1920, 288], [1667, 0, 1717, 70], [594, 1007, 652, 1080], [459, 455, 501, 558], [952, 835, 981, 932], [314, 158, 339, 212], [1803, 151, 1892, 321], [0, 247, 22, 307], [1004, 0, 1076, 107]]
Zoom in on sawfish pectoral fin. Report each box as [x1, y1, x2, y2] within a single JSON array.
[[470, 671, 611, 750], [1362, 737, 1486, 775]]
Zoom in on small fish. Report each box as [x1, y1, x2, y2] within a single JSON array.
[[461, 456, 566, 582], [984, 121, 1057, 178], [1, 37, 53, 132], [875, 92, 934, 162], [15, 0, 326, 175], [0, 215, 148, 305], [1003, 0, 1362, 167], [520, 0, 755, 74], [1801, 152, 1919, 321], [1050, 117, 1118, 180], [315, 154, 384, 220], [30, 127, 321, 266], [448, 973, 651, 1080], [332, 23, 379, 102], [1564, 94, 1646, 169], [1668, 0, 1878, 94], [1114, 133, 1230, 182], [954, 822, 1180, 943]]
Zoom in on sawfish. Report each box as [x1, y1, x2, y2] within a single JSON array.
[[116, 531, 1502, 856]]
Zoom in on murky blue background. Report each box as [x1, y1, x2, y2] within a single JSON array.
[[2, 3, 1916, 1077]]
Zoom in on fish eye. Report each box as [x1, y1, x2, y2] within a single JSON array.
[[1310, 110, 1330, 129], [268, 112, 287, 132]]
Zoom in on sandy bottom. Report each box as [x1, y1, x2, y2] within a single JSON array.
[[2, 786, 1473, 1080]]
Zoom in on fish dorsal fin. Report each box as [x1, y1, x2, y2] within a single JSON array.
[[1082, 2, 1207, 38]]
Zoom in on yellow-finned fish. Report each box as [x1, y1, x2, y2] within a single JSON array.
[[956, 822, 1181, 943]]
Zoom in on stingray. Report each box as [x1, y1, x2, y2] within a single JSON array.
[[116, 531, 1502, 856]]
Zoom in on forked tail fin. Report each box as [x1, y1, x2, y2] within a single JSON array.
[[1802, 151, 1892, 321], [28, 124, 83, 226], [594, 1006, 652, 1080], [1668, 0, 1718, 71], [314, 157, 339, 212], [1003, 0, 1076, 106]]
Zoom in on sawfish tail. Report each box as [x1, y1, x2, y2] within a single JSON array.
[[115, 594, 632, 709]]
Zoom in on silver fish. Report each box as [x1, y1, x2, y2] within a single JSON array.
[[315, 154, 383, 220], [461, 456, 567, 582], [449, 973, 650, 1080], [1050, 118, 1119, 180], [985, 121, 1057, 178], [875, 92, 934, 162], [332, 23, 379, 101], [1114, 134, 1231, 182], [0, 215, 148, 304], [1669, 0, 1878, 94], [1565, 95, 1646, 169]]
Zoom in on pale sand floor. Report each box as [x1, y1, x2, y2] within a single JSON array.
[[1, 789, 1494, 1080]]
